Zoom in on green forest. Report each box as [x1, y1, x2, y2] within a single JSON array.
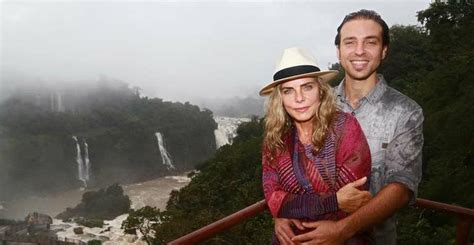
[[0, 78, 217, 200], [123, 2, 474, 244]]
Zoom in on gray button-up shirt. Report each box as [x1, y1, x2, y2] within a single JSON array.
[[334, 75, 423, 244]]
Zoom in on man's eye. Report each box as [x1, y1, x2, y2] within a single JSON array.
[[366, 40, 377, 45], [344, 41, 355, 46]]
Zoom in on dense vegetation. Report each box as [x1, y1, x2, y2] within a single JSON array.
[[56, 184, 130, 226], [125, 2, 473, 244], [0, 78, 217, 200], [124, 119, 271, 244]]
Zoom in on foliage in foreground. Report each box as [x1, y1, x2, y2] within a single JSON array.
[[122, 206, 164, 245]]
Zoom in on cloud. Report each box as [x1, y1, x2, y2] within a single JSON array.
[[1, 1, 430, 102]]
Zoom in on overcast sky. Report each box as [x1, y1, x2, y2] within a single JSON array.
[[2, 0, 430, 102]]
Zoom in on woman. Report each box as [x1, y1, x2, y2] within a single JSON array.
[[260, 47, 372, 244]]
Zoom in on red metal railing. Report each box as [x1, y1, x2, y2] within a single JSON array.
[[415, 199, 474, 245], [169, 198, 474, 245]]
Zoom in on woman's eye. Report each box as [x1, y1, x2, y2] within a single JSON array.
[[282, 89, 292, 95], [303, 85, 313, 91]]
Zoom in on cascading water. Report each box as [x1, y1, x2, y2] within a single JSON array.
[[72, 136, 90, 187], [56, 92, 65, 112], [50, 92, 65, 112], [83, 140, 91, 183], [155, 132, 175, 170], [50, 93, 55, 112], [213, 116, 251, 148]]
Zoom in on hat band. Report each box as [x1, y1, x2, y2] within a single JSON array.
[[273, 65, 320, 81]]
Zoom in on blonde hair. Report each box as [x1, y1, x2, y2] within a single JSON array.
[[263, 77, 337, 159]]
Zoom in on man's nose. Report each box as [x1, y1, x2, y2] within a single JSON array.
[[355, 42, 366, 56]]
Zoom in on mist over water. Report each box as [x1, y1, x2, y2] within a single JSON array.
[[0, 174, 191, 220]]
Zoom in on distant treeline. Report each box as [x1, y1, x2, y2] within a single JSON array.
[[0, 78, 217, 200], [130, 2, 473, 244]]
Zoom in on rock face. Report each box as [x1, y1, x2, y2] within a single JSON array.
[[25, 212, 53, 232], [73, 227, 84, 234], [25, 212, 53, 225], [0, 82, 218, 201]]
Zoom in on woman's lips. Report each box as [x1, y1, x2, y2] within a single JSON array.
[[294, 106, 309, 112]]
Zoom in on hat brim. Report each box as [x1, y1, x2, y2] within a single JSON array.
[[259, 70, 338, 96]]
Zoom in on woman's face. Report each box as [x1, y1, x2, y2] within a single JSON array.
[[280, 77, 321, 124]]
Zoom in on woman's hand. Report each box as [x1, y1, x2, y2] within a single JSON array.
[[274, 218, 305, 244], [336, 177, 372, 213]]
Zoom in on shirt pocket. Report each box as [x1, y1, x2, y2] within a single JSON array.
[[366, 135, 388, 162]]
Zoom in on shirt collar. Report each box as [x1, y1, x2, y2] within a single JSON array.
[[366, 74, 387, 104], [334, 79, 346, 103], [334, 74, 387, 104]]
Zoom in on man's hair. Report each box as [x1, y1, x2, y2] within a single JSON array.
[[334, 9, 390, 47]]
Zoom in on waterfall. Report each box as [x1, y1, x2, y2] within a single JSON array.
[[83, 140, 91, 182], [213, 116, 251, 148], [72, 136, 90, 187], [50, 93, 55, 112], [56, 92, 65, 112], [155, 132, 175, 170], [50, 92, 65, 112]]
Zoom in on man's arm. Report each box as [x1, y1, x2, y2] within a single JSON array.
[[292, 182, 410, 243], [274, 177, 371, 244], [339, 182, 410, 238]]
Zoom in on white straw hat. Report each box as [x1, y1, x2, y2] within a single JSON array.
[[259, 47, 338, 96]]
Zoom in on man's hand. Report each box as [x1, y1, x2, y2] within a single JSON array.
[[291, 220, 347, 245], [293, 183, 411, 244], [274, 218, 305, 244], [336, 177, 372, 213]]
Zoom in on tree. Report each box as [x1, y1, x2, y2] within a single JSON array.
[[122, 206, 165, 245]]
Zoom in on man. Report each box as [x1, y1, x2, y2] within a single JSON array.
[[289, 9, 424, 244]]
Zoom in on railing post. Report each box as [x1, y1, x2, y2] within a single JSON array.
[[455, 216, 472, 245]]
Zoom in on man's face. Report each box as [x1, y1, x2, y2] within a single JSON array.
[[337, 18, 387, 82]]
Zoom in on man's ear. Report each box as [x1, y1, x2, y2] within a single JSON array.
[[382, 46, 388, 60], [337, 47, 341, 61]]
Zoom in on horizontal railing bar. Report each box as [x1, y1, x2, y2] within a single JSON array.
[[168, 199, 267, 244], [415, 198, 474, 219], [169, 198, 473, 244]]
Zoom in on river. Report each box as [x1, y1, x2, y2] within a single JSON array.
[[0, 174, 191, 244]]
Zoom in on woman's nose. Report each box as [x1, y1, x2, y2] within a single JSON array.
[[295, 90, 305, 103]]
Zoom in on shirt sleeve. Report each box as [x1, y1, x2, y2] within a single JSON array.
[[336, 113, 372, 189], [262, 147, 338, 220], [385, 107, 424, 204]]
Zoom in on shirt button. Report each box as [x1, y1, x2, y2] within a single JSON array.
[[351, 111, 356, 116]]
